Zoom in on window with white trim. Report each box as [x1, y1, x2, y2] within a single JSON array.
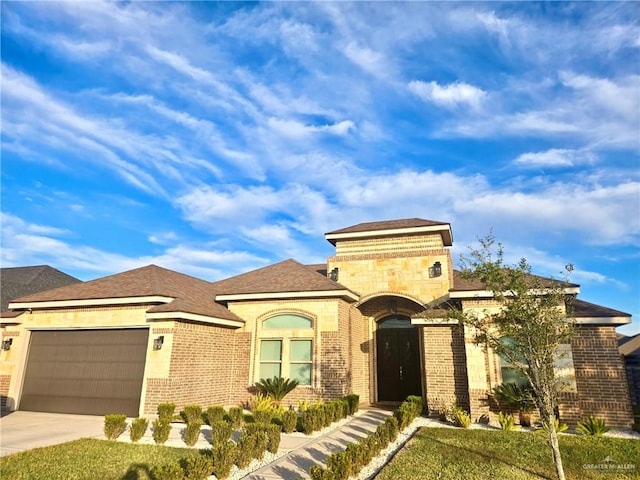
[[258, 314, 313, 386]]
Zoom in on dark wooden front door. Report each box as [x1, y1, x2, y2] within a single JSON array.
[[376, 327, 422, 401]]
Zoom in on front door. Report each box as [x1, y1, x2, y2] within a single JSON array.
[[376, 316, 422, 402]]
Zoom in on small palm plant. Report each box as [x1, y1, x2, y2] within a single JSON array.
[[492, 382, 536, 427], [577, 416, 610, 437], [255, 376, 299, 406]]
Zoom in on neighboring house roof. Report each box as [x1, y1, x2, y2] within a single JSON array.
[[325, 217, 453, 246], [619, 334, 640, 358], [449, 270, 580, 296], [212, 259, 358, 302], [1, 265, 81, 312], [9, 264, 243, 327]]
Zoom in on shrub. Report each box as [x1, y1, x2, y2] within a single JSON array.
[[243, 424, 268, 459], [345, 442, 367, 472], [247, 393, 276, 412], [152, 419, 172, 445], [181, 405, 202, 424], [104, 414, 127, 440], [327, 451, 352, 480], [228, 406, 244, 429], [393, 404, 412, 430], [300, 407, 321, 435], [498, 411, 519, 431], [282, 409, 298, 433], [183, 421, 202, 446], [183, 454, 212, 480], [211, 441, 237, 480], [209, 420, 232, 446], [297, 399, 312, 412], [129, 417, 148, 442], [451, 406, 472, 428], [206, 405, 226, 425], [235, 432, 258, 469], [406, 395, 424, 416], [157, 403, 176, 423], [151, 462, 184, 480], [255, 376, 299, 405], [253, 407, 274, 425], [577, 416, 610, 436], [344, 394, 359, 415], [309, 465, 329, 480], [536, 417, 568, 433], [264, 423, 282, 453]]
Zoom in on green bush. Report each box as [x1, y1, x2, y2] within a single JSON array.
[[451, 406, 472, 428], [151, 462, 184, 480], [181, 405, 202, 424], [157, 403, 176, 423], [211, 441, 237, 480], [206, 405, 226, 425], [536, 417, 568, 433], [209, 420, 232, 446], [327, 451, 352, 480], [309, 465, 330, 480], [235, 432, 258, 469], [345, 442, 367, 472], [253, 407, 274, 425], [300, 407, 321, 435], [577, 416, 610, 437], [243, 424, 268, 459], [104, 414, 127, 440], [183, 421, 202, 446], [152, 419, 172, 445], [264, 423, 282, 453], [344, 394, 360, 415], [498, 411, 519, 431], [228, 406, 244, 429], [129, 417, 148, 443], [282, 409, 298, 433], [183, 454, 212, 480], [406, 395, 423, 416]]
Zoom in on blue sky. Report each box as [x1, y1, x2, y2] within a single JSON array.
[[1, 2, 639, 334]]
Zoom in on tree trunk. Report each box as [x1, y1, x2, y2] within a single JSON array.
[[547, 414, 566, 480]]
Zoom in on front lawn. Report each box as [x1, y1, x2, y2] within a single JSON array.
[[376, 428, 640, 480], [0, 438, 198, 480]]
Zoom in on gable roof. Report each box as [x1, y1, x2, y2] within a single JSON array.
[[325, 218, 453, 246], [619, 334, 640, 357], [9, 265, 243, 327], [572, 299, 631, 325], [1, 265, 81, 312], [212, 259, 358, 302]]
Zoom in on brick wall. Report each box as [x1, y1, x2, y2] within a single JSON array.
[[143, 321, 247, 414], [423, 325, 470, 416], [570, 325, 633, 427]]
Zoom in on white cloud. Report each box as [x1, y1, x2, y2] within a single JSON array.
[[267, 118, 354, 138], [408, 80, 487, 109], [343, 42, 389, 78], [514, 149, 596, 168]]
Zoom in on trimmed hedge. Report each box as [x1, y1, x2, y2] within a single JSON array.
[[104, 414, 127, 441]]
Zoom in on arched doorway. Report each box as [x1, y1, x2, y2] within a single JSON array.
[[376, 315, 422, 402]]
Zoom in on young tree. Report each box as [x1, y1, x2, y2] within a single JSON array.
[[457, 234, 574, 480]]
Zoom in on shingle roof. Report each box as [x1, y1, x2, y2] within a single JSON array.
[[326, 218, 449, 235], [619, 334, 640, 357], [450, 270, 579, 292], [10, 265, 242, 323], [211, 259, 352, 296], [572, 299, 631, 319], [1, 265, 81, 312]]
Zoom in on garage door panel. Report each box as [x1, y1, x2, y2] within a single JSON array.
[[20, 329, 148, 416]]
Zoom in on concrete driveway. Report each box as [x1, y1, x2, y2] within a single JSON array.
[[0, 411, 105, 457]]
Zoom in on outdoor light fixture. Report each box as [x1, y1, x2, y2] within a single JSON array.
[[153, 336, 164, 351], [329, 267, 339, 281], [2, 338, 13, 351], [429, 261, 442, 278]]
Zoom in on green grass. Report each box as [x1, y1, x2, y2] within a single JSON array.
[[376, 428, 640, 480], [0, 439, 199, 480]]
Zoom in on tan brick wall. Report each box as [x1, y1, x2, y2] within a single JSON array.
[[570, 325, 633, 427], [333, 234, 444, 256], [422, 325, 470, 416], [0, 374, 10, 409]]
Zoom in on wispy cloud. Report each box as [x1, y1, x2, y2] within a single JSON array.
[[514, 148, 596, 168], [408, 80, 487, 110]]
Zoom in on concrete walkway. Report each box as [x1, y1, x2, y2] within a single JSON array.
[[246, 409, 391, 480]]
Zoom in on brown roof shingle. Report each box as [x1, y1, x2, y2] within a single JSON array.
[[450, 270, 579, 292], [1, 265, 81, 312], [11, 265, 242, 323], [326, 218, 448, 235], [211, 259, 352, 296]]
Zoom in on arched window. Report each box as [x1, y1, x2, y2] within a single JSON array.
[[498, 336, 529, 386], [377, 315, 413, 329], [258, 314, 313, 386]]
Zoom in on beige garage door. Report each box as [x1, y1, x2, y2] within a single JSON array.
[[20, 329, 148, 417]]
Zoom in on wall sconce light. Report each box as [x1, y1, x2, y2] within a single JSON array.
[[429, 261, 442, 278], [329, 267, 339, 281], [153, 336, 164, 351], [2, 338, 13, 351]]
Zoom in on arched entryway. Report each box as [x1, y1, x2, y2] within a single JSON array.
[[376, 315, 422, 402]]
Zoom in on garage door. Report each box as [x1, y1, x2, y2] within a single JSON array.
[[20, 329, 148, 417]]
